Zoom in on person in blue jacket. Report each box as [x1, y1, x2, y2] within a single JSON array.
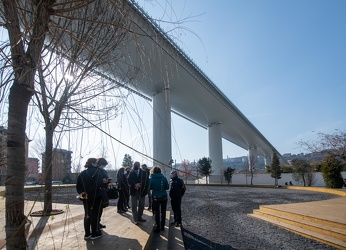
[[149, 166, 169, 232]]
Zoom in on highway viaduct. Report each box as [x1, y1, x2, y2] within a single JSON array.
[[5, 0, 286, 181], [99, 0, 287, 181]]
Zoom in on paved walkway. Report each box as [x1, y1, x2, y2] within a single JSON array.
[[1, 196, 156, 249]]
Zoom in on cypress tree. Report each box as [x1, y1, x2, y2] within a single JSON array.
[[271, 152, 281, 186]]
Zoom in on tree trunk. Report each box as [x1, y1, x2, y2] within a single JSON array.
[[43, 127, 53, 213], [2, 0, 56, 247], [250, 169, 254, 185], [6, 82, 33, 249], [302, 175, 306, 187]]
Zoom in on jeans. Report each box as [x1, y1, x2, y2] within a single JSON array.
[[131, 193, 145, 222]]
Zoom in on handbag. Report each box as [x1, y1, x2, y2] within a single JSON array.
[[108, 183, 119, 199], [100, 188, 109, 208]]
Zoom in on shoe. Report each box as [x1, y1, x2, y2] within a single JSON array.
[[117, 210, 125, 214], [170, 221, 177, 225], [138, 218, 146, 222], [84, 234, 91, 240], [134, 221, 139, 225], [175, 223, 182, 227], [147, 207, 151, 211], [154, 227, 160, 233], [90, 232, 102, 240], [99, 223, 106, 229]]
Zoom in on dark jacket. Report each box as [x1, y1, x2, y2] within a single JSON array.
[[149, 173, 169, 197], [117, 172, 129, 192], [169, 177, 186, 199], [76, 166, 104, 199], [99, 167, 109, 189], [128, 168, 148, 196]]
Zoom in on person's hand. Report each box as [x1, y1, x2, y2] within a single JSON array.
[[135, 183, 141, 189]]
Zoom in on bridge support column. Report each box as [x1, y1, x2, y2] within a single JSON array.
[[264, 156, 272, 168], [208, 122, 223, 183], [248, 146, 258, 171], [153, 87, 172, 177]]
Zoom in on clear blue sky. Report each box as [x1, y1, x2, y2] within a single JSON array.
[[134, 0, 346, 162], [1, 1, 345, 170]]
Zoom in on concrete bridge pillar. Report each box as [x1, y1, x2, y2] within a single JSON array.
[[248, 146, 258, 171], [208, 122, 223, 183], [153, 87, 172, 177], [264, 156, 272, 167]]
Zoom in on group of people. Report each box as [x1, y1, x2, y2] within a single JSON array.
[[76, 158, 186, 240], [76, 157, 111, 240]]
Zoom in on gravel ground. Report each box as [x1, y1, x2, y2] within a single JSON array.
[[181, 186, 339, 250]]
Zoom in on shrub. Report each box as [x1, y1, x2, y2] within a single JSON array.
[[321, 155, 344, 188], [224, 167, 235, 184]]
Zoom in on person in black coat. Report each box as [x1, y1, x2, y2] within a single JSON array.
[[141, 164, 152, 210], [124, 166, 131, 209], [117, 167, 129, 213], [128, 161, 148, 225], [76, 158, 106, 240], [169, 170, 186, 227], [97, 157, 111, 229]]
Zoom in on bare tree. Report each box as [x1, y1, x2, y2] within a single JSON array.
[[179, 159, 193, 183], [35, 47, 125, 213], [0, 0, 133, 247], [0, 1, 57, 248], [0, 0, 196, 247], [248, 154, 258, 185], [298, 129, 346, 162]]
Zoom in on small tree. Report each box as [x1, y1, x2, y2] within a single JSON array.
[[291, 159, 315, 186], [197, 157, 213, 184], [179, 159, 193, 183], [224, 167, 235, 184], [122, 154, 133, 168], [270, 152, 281, 186], [321, 155, 344, 188]]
